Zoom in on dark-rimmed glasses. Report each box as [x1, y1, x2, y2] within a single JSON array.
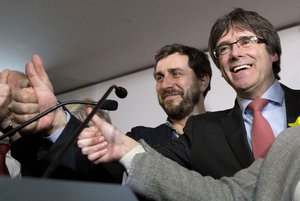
[[213, 35, 267, 58]]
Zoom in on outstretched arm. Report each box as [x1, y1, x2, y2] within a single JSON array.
[[78, 107, 139, 163], [77, 108, 259, 201]]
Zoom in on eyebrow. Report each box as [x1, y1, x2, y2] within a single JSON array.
[[153, 67, 185, 79], [153, 71, 163, 78], [216, 35, 249, 47]]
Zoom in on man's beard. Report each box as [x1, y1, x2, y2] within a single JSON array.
[[159, 83, 201, 120]]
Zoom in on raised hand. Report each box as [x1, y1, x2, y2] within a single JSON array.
[[78, 107, 139, 164], [0, 70, 11, 122], [9, 55, 66, 135]]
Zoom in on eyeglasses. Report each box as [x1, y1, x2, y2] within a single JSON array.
[[213, 35, 267, 58]]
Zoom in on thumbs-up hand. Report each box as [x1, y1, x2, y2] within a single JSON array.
[[9, 55, 67, 135], [78, 107, 139, 164]]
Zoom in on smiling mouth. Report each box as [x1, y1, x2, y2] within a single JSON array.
[[163, 93, 181, 99], [232, 64, 252, 73]]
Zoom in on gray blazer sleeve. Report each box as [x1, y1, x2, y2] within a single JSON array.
[[126, 141, 260, 201], [126, 125, 300, 201], [254, 126, 300, 201]]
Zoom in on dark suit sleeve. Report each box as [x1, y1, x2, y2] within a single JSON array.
[[10, 134, 45, 177], [11, 115, 124, 183], [155, 135, 192, 169], [154, 120, 194, 169], [126, 125, 173, 147], [126, 124, 193, 168]]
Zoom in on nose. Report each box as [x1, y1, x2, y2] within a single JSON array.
[[160, 75, 176, 89], [229, 43, 243, 58]]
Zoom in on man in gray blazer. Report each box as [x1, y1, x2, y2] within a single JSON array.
[[125, 125, 300, 201], [78, 111, 300, 201]]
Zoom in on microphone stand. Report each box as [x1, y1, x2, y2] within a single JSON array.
[[42, 85, 121, 177], [0, 100, 117, 141]]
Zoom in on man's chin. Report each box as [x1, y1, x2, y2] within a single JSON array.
[[163, 95, 182, 102], [163, 102, 180, 110], [164, 97, 182, 105], [163, 104, 181, 115]]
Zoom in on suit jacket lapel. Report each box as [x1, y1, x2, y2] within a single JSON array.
[[282, 84, 300, 126], [218, 85, 300, 168], [220, 101, 254, 167], [215, 85, 300, 168]]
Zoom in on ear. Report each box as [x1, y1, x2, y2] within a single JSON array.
[[199, 74, 210, 93], [271, 53, 279, 62]]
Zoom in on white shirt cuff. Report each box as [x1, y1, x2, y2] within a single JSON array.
[[294, 180, 300, 201], [119, 144, 145, 172]]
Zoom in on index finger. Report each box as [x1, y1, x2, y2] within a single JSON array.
[[0, 69, 10, 84]]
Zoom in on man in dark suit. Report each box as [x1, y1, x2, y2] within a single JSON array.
[[78, 7, 300, 182], [127, 44, 211, 147], [9, 44, 212, 181], [149, 8, 300, 179]]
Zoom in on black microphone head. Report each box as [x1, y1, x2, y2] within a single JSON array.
[[101, 99, 118, 111], [115, 86, 127, 99]]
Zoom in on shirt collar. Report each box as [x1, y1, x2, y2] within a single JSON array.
[[237, 80, 285, 114], [165, 119, 180, 138]]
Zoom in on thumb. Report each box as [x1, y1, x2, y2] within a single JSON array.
[[87, 107, 107, 130], [25, 61, 45, 90], [0, 69, 10, 84], [32, 54, 54, 92], [86, 107, 115, 138]]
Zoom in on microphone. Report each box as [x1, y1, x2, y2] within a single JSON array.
[[42, 85, 127, 177], [97, 99, 118, 110], [115, 86, 128, 99], [0, 99, 118, 141]]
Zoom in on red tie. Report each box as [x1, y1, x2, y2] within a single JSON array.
[[0, 143, 9, 175], [248, 98, 275, 159]]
